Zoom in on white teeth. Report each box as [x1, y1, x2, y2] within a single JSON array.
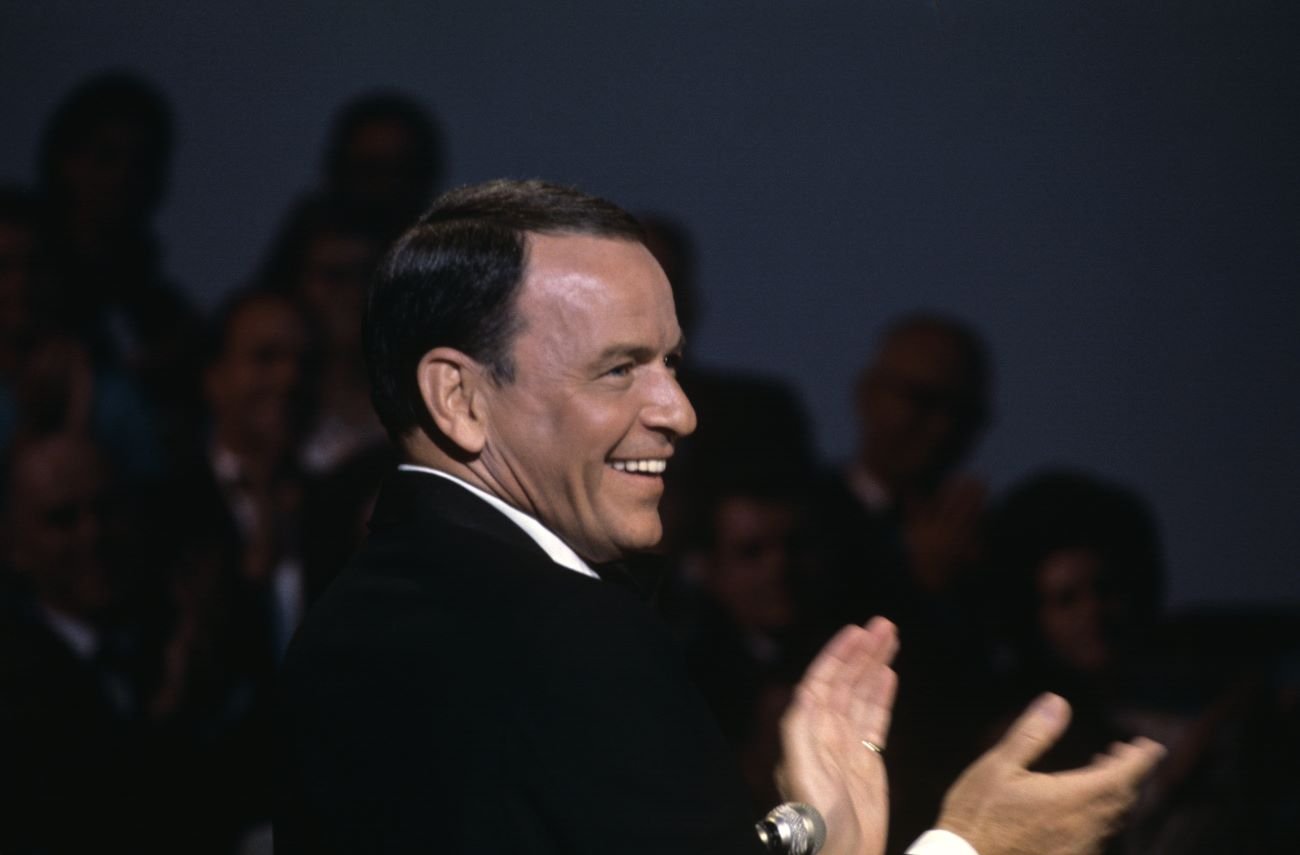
[[611, 459, 667, 474]]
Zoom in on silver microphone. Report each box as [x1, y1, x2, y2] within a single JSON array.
[[755, 802, 827, 855]]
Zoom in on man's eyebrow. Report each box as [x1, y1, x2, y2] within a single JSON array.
[[593, 335, 686, 364], [594, 343, 657, 364]]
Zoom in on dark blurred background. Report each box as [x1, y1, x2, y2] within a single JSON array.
[[3, 0, 1297, 607], [5, 0, 1296, 609]]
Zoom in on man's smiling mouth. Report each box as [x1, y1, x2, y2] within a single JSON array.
[[608, 459, 668, 475]]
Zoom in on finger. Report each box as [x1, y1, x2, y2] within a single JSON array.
[[834, 619, 895, 702], [1092, 737, 1167, 788], [863, 616, 899, 666], [800, 624, 869, 700], [851, 663, 898, 748], [828, 622, 891, 713], [989, 692, 1072, 768], [839, 620, 899, 747], [850, 621, 898, 699]]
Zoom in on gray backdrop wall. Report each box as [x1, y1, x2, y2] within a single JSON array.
[[3, 0, 1297, 609]]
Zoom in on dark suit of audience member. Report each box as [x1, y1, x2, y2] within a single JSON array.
[[0, 432, 170, 854], [681, 479, 825, 812], [149, 288, 323, 847]]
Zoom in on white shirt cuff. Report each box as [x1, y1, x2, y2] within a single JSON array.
[[906, 828, 979, 855]]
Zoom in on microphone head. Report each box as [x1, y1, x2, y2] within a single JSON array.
[[757, 802, 827, 855]]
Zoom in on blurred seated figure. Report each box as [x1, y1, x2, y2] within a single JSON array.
[[261, 200, 388, 475], [10, 330, 163, 483], [988, 469, 1294, 853], [988, 470, 1165, 761], [811, 312, 998, 852], [680, 474, 825, 810], [147, 288, 322, 848], [0, 185, 164, 482], [320, 92, 444, 241], [0, 431, 172, 853], [815, 311, 991, 629], [259, 92, 442, 285], [35, 72, 203, 451], [165, 287, 320, 662]]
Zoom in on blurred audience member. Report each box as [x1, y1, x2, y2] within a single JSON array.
[[322, 92, 444, 240], [680, 473, 825, 811], [0, 432, 169, 853], [146, 289, 321, 848], [818, 312, 991, 623], [10, 330, 163, 481], [0, 184, 163, 483], [989, 470, 1163, 695], [988, 470, 1295, 853], [261, 200, 387, 474], [812, 312, 996, 852], [187, 287, 319, 656], [35, 72, 203, 451], [259, 91, 442, 289]]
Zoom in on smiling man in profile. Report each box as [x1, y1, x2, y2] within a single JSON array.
[[275, 179, 1162, 855]]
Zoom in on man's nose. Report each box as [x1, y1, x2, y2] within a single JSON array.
[[645, 370, 696, 440]]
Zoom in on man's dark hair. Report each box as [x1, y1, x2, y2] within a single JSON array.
[[364, 179, 644, 444]]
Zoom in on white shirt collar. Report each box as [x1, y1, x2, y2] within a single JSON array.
[[396, 464, 599, 580]]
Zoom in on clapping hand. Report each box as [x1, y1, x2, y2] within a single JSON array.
[[936, 693, 1166, 855], [779, 617, 899, 855]]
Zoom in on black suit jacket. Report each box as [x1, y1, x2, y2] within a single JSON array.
[[0, 600, 161, 853], [276, 470, 762, 854]]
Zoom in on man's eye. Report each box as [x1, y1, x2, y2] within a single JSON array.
[[605, 363, 633, 378], [664, 353, 682, 374]]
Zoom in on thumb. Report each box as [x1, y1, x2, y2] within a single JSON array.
[[991, 693, 1072, 769]]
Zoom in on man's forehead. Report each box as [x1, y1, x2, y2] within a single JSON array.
[[520, 233, 668, 305]]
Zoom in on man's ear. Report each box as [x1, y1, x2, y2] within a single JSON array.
[[416, 347, 489, 455]]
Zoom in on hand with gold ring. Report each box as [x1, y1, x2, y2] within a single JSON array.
[[777, 617, 898, 855]]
